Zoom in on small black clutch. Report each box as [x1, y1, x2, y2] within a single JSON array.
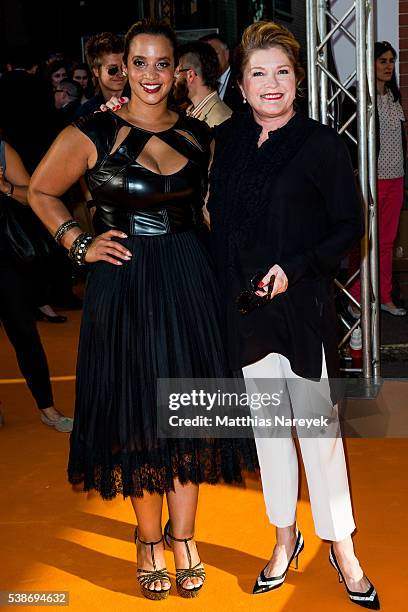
[[236, 272, 275, 315]]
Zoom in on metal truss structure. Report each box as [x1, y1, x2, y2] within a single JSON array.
[[306, 0, 380, 380]]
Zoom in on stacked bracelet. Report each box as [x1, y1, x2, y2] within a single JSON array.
[[54, 220, 80, 244], [68, 232, 93, 266]]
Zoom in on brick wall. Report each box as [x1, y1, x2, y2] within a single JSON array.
[[400, 0, 408, 134]]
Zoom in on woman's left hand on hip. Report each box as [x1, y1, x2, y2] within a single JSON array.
[[256, 264, 288, 299]]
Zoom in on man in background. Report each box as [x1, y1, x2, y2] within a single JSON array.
[[53, 79, 82, 131], [175, 41, 232, 128], [75, 32, 127, 118], [199, 33, 243, 112]]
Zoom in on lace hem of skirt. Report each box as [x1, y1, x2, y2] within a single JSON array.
[[68, 445, 258, 500]]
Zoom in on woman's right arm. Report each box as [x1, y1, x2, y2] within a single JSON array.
[[29, 126, 94, 247], [29, 126, 131, 265]]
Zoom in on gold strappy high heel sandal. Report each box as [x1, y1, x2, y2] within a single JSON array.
[[134, 527, 171, 600], [164, 520, 206, 598]]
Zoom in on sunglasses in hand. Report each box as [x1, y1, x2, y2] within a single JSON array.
[[236, 272, 275, 315]]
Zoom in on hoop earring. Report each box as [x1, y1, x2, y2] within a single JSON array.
[[122, 71, 128, 77]]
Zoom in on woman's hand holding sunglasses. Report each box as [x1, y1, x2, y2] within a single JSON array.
[[236, 266, 287, 315], [256, 264, 288, 299]]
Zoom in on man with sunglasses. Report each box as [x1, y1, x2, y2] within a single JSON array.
[[75, 32, 128, 118]]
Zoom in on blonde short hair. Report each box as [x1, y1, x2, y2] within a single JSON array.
[[235, 21, 305, 92]]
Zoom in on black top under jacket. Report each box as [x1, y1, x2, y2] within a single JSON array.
[[208, 109, 364, 379]]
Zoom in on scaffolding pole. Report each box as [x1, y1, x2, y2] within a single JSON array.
[[306, 0, 380, 381]]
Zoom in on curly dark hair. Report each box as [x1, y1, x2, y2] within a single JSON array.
[[123, 19, 178, 65], [178, 41, 220, 91]]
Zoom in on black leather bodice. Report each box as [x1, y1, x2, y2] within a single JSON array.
[[73, 111, 212, 236]]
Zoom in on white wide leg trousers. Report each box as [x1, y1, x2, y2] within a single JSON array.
[[243, 350, 356, 541]]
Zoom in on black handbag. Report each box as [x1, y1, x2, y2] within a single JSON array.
[[0, 192, 55, 263]]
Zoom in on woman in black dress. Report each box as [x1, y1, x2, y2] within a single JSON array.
[[29, 20, 257, 600], [208, 21, 379, 610]]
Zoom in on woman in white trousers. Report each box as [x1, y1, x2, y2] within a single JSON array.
[[243, 349, 355, 545], [208, 20, 380, 610]]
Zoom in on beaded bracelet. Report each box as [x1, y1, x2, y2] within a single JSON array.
[[68, 232, 93, 266], [54, 220, 80, 244]]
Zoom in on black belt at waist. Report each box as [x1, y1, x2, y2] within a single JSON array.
[[93, 206, 201, 236]]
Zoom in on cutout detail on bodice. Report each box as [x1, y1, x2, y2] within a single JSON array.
[[108, 122, 203, 177]]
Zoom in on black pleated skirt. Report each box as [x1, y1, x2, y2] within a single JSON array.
[[68, 230, 258, 499]]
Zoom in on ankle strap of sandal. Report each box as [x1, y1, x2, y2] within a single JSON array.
[[134, 528, 163, 572], [165, 530, 194, 543], [165, 522, 195, 568]]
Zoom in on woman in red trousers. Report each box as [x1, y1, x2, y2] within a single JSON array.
[[347, 41, 407, 317]]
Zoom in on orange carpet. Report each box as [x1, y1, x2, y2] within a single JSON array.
[[0, 310, 406, 611]]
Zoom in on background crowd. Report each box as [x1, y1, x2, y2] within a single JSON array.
[[0, 25, 406, 431], [0, 30, 247, 430]]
